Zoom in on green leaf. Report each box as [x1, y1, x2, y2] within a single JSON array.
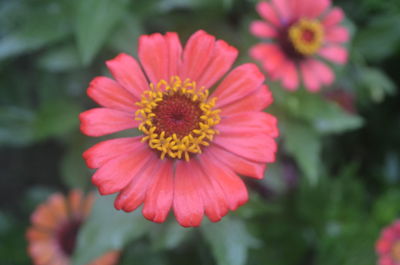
[[34, 100, 81, 140], [72, 194, 151, 265], [0, 106, 36, 146], [201, 217, 259, 265], [75, 0, 128, 65], [281, 120, 321, 185], [0, 4, 70, 60], [358, 67, 396, 103], [283, 91, 364, 134], [354, 14, 400, 61], [149, 220, 192, 250], [37, 44, 81, 72]]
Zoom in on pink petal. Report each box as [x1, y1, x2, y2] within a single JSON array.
[[280, 60, 299, 91], [323, 7, 344, 28], [180, 30, 216, 82], [92, 144, 154, 195], [114, 155, 161, 212], [213, 63, 265, 107], [249, 43, 287, 76], [196, 39, 238, 89], [142, 160, 174, 223], [325, 26, 350, 43], [198, 153, 248, 210], [309, 60, 335, 86], [219, 85, 273, 116], [300, 60, 321, 92], [79, 108, 138, 137], [250, 21, 278, 38], [106, 53, 149, 99], [302, 0, 330, 18], [138, 32, 183, 85], [87, 76, 138, 112], [319, 45, 348, 64], [214, 131, 277, 163], [217, 112, 279, 138], [185, 159, 229, 222], [173, 160, 204, 227], [256, 2, 280, 27], [205, 145, 266, 179], [272, 0, 291, 20], [83, 137, 141, 169]]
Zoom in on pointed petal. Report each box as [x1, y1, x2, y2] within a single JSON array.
[[256, 2, 280, 26], [213, 64, 265, 108], [106, 53, 149, 99], [87, 76, 138, 112], [250, 21, 278, 38], [205, 145, 266, 179], [198, 153, 248, 211], [220, 85, 273, 116], [79, 108, 138, 137], [309, 60, 335, 86], [302, 0, 330, 18], [301, 60, 321, 92], [319, 45, 348, 64], [142, 160, 174, 223], [272, 0, 291, 20], [180, 30, 216, 82], [249, 43, 287, 77], [173, 160, 204, 227], [196, 39, 238, 89], [323, 7, 344, 28], [325, 26, 350, 43], [83, 137, 141, 169], [92, 145, 154, 195], [114, 154, 160, 212], [280, 60, 299, 91]]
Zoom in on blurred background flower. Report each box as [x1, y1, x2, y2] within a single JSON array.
[[0, 0, 399, 264]]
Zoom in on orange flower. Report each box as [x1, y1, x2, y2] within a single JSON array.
[[26, 190, 120, 265], [80, 30, 279, 227]]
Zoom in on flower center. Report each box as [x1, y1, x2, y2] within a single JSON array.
[[56, 218, 82, 257], [135, 76, 220, 161], [392, 241, 400, 262], [288, 19, 324, 56]]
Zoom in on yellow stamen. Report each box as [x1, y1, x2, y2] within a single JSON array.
[[135, 76, 220, 161], [288, 19, 324, 56]]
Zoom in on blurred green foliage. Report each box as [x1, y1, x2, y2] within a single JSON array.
[[0, 0, 399, 264]]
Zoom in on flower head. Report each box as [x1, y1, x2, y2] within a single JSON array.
[[376, 220, 400, 265], [79, 30, 279, 227], [249, 0, 349, 92], [26, 190, 120, 265]]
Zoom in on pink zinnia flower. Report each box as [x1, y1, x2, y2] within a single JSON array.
[[249, 0, 349, 92], [79, 30, 278, 227], [26, 190, 120, 265], [376, 220, 400, 265]]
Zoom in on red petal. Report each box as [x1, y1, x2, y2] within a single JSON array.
[[198, 153, 248, 211], [205, 145, 266, 179], [166, 32, 183, 78], [173, 160, 204, 227], [302, 0, 330, 18], [114, 154, 161, 212], [309, 60, 335, 86], [196, 39, 238, 89], [181, 30, 216, 82], [79, 108, 138, 137], [106, 53, 149, 99], [142, 160, 174, 223], [249, 43, 287, 76], [218, 112, 279, 138], [213, 63, 265, 107], [323, 7, 344, 28], [272, 0, 291, 20], [301, 60, 321, 92], [214, 131, 277, 163], [280, 60, 299, 91], [138, 33, 169, 84], [87, 76, 138, 112], [220, 85, 273, 116], [256, 2, 280, 27], [318, 45, 348, 64], [250, 21, 278, 38], [83, 137, 141, 169], [325, 26, 350, 43], [92, 144, 154, 195]]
